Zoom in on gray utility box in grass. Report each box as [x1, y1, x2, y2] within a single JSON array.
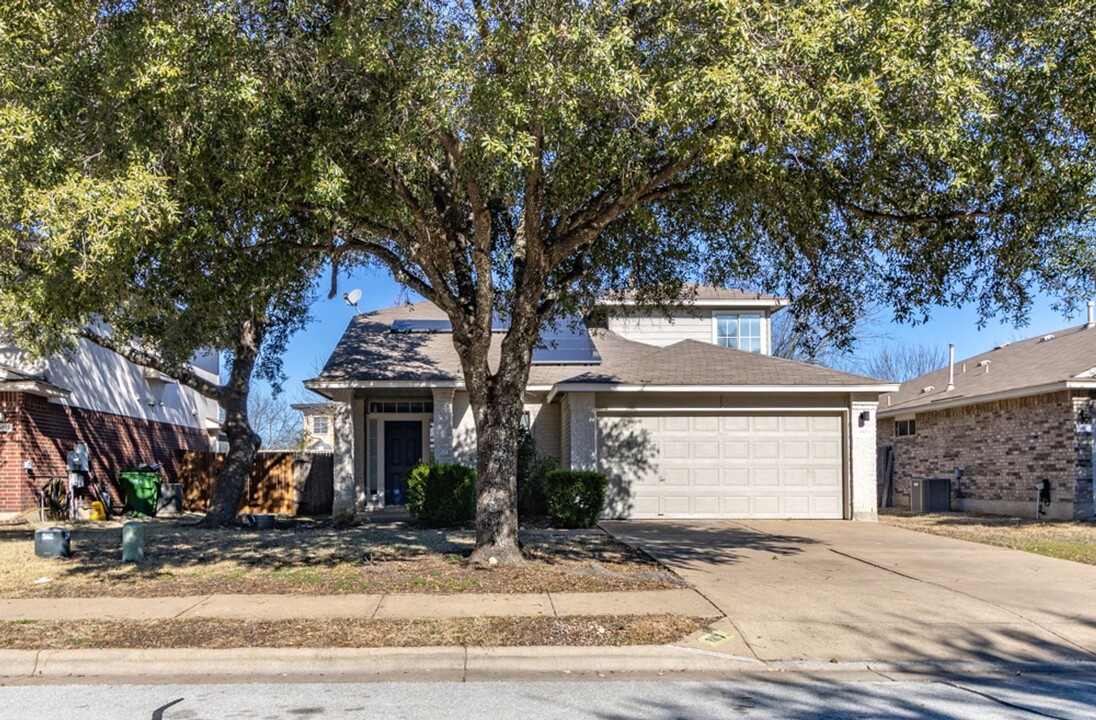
[[34, 527, 71, 558], [911, 478, 952, 513]]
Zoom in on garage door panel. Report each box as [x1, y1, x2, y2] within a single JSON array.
[[754, 468, 781, 486], [783, 467, 810, 487], [662, 441, 690, 459], [753, 416, 780, 432], [812, 415, 841, 433], [662, 496, 691, 515], [663, 417, 690, 432], [694, 468, 719, 486], [782, 495, 811, 515], [751, 496, 780, 516], [783, 416, 810, 432], [782, 441, 810, 459], [693, 416, 719, 431], [754, 441, 780, 459], [723, 468, 750, 486], [812, 441, 840, 460], [693, 441, 719, 459], [632, 495, 660, 517], [661, 468, 689, 486], [723, 416, 750, 432], [598, 413, 845, 520]]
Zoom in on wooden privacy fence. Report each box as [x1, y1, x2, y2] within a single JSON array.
[[179, 450, 334, 516]]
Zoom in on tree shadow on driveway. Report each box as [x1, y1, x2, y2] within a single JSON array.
[[600, 520, 820, 567]]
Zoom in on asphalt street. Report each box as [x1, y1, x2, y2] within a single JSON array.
[[1, 676, 1094, 720]]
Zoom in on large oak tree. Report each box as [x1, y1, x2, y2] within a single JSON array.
[[3, 1, 1095, 560], [0, 3, 321, 525]]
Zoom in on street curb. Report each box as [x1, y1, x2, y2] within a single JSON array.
[[25, 647, 467, 680], [3, 646, 1093, 682]]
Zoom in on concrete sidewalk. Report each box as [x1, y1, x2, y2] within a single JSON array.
[[0, 588, 722, 622]]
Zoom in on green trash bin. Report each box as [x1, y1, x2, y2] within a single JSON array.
[[119, 471, 161, 517]]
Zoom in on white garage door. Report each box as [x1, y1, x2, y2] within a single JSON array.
[[598, 414, 845, 519]]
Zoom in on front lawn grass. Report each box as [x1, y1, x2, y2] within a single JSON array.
[[880, 511, 1096, 565], [0, 615, 706, 649], [0, 517, 681, 598]]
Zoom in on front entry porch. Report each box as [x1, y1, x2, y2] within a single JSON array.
[[330, 389, 459, 514]]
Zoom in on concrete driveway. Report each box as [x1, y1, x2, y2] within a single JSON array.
[[601, 519, 1096, 664]]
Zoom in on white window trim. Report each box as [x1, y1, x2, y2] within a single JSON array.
[[711, 311, 765, 353]]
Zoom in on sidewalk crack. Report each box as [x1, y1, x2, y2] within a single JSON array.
[[31, 649, 44, 677], [546, 593, 558, 618], [173, 595, 213, 619]]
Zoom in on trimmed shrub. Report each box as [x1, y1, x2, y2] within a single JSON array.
[[545, 470, 608, 528], [516, 426, 557, 518], [406, 463, 476, 527]]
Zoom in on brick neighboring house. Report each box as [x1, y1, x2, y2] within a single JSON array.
[[291, 402, 336, 450], [877, 317, 1096, 520], [0, 340, 222, 512]]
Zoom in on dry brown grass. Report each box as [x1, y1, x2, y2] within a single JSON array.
[[0, 615, 705, 650], [0, 517, 679, 598], [880, 512, 1096, 565]]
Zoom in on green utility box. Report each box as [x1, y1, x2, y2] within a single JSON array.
[[119, 471, 161, 517]]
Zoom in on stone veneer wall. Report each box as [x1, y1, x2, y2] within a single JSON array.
[[0, 391, 209, 512], [878, 391, 1093, 518]]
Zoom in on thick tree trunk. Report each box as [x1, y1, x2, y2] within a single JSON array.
[[197, 319, 264, 527], [467, 380, 525, 566]]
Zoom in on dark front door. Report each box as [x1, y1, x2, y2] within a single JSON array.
[[384, 421, 422, 505]]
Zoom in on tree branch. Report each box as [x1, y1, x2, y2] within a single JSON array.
[[838, 200, 1001, 226], [549, 149, 701, 262], [80, 329, 224, 401], [340, 232, 438, 304]]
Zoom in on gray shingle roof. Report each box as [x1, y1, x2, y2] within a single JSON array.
[[311, 303, 660, 387], [558, 339, 888, 387], [600, 284, 784, 304], [879, 323, 1096, 416], [311, 302, 892, 392]]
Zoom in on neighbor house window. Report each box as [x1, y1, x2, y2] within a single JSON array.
[[895, 418, 916, 436], [714, 313, 762, 352], [312, 416, 329, 435]]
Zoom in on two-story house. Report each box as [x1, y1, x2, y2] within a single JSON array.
[[290, 402, 336, 450], [306, 287, 895, 520], [0, 339, 222, 512]]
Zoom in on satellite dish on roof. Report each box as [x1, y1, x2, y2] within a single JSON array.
[[343, 288, 363, 315]]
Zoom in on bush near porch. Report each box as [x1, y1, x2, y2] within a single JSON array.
[[406, 463, 476, 527], [546, 471, 609, 529]]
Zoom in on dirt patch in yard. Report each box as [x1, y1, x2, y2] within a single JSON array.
[[0, 615, 706, 650], [0, 518, 680, 598], [880, 512, 1096, 565]]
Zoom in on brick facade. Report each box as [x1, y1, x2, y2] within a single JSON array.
[[0, 391, 209, 512], [878, 390, 1095, 519]]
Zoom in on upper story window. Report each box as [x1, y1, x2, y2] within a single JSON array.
[[714, 313, 762, 353], [312, 416, 330, 435]]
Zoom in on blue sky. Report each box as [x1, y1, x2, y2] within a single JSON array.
[[270, 264, 1091, 401]]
